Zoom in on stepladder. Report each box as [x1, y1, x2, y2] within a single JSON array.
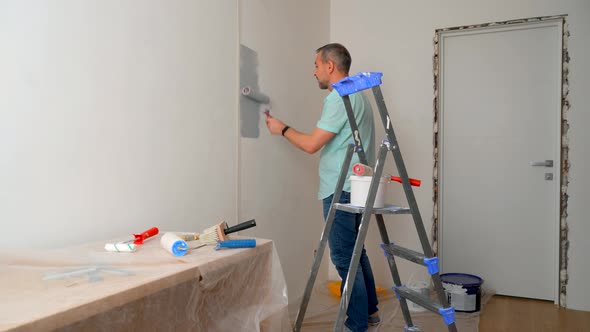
[[293, 72, 457, 332]]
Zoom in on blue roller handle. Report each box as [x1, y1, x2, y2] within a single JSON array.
[[215, 239, 256, 250]]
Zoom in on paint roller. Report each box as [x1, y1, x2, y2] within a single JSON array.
[[242, 86, 271, 119], [241, 86, 270, 104], [352, 163, 422, 187], [104, 243, 137, 252], [104, 227, 159, 253], [160, 232, 207, 257]]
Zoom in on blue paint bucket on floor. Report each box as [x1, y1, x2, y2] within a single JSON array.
[[440, 273, 484, 313]]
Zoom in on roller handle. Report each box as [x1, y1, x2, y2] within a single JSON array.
[[133, 227, 159, 244], [215, 239, 257, 250], [390, 176, 421, 187], [224, 219, 256, 235]]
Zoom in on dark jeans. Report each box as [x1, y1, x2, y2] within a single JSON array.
[[323, 191, 379, 332]]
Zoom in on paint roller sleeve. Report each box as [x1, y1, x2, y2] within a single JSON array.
[[104, 243, 137, 252], [160, 233, 189, 257], [241, 86, 270, 104]]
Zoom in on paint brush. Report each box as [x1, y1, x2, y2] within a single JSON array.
[[200, 219, 257, 244], [352, 163, 421, 187]]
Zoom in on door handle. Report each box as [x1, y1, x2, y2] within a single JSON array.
[[530, 160, 553, 167]]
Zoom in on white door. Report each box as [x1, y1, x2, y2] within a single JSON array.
[[439, 20, 562, 301]]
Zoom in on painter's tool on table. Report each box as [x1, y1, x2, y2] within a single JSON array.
[[104, 242, 137, 253], [215, 239, 256, 250], [132, 226, 159, 244], [160, 232, 207, 257], [104, 227, 159, 253], [200, 219, 257, 244], [352, 162, 421, 187]]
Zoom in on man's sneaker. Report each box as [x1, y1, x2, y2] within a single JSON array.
[[368, 313, 381, 326]]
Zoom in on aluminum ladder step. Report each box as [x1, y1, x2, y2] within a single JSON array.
[[394, 286, 456, 326], [381, 243, 440, 275], [333, 203, 411, 215]]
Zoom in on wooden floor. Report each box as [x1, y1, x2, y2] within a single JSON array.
[[480, 295, 590, 332]]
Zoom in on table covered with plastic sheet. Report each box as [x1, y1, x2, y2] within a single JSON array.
[[0, 236, 289, 332]]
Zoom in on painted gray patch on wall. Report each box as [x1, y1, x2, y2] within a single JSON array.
[[240, 44, 265, 138]]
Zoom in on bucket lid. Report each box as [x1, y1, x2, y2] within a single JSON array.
[[440, 273, 483, 287]]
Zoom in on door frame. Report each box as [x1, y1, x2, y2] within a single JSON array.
[[431, 15, 570, 306]]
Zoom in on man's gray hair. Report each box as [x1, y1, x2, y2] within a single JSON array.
[[316, 43, 351, 74]]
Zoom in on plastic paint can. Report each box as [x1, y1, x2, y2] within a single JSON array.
[[440, 273, 484, 313], [350, 175, 387, 208]]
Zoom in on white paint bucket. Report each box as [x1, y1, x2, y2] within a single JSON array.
[[407, 281, 430, 312], [350, 175, 387, 208], [441, 273, 484, 312]]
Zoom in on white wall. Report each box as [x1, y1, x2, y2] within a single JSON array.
[[331, 0, 590, 311], [239, 0, 331, 300], [0, 1, 238, 248]]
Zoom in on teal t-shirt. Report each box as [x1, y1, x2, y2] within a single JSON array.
[[317, 89, 375, 200]]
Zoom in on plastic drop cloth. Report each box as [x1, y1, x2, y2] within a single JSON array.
[[0, 236, 289, 332], [289, 283, 493, 332]]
